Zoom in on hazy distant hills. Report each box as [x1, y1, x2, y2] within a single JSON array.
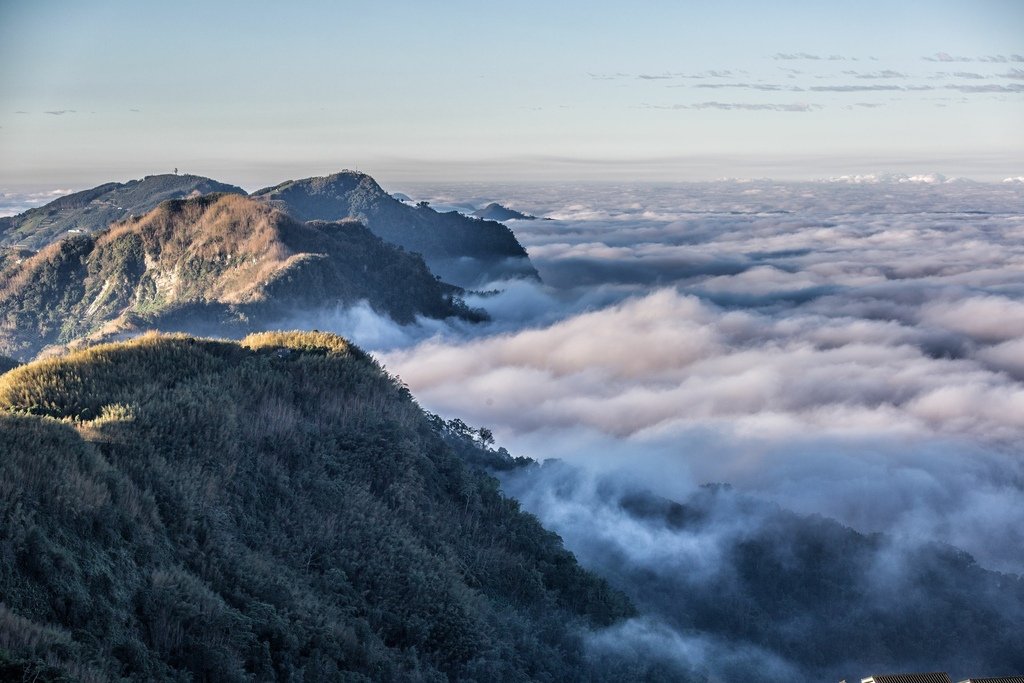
[[0, 193, 481, 360], [471, 202, 538, 222], [0, 174, 246, 249], [253, 172, 540, 287], [0, 332, 636, 682]]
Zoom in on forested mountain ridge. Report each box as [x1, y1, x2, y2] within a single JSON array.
[[0, 193, 481, 361], [0, 174, 247, 249], [252, 171, 540, 287], [0, 331, 640, 682]]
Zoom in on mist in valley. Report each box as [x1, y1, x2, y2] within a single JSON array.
[[292, 179, 1024, 678]]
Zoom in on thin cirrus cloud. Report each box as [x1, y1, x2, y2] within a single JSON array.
[[691, 82, 798, 91], [587, 72, 631, 80], [922, 52, 1024, 62], [809, 84, 931, 91], [772, 52, 856, 60], [591, 70, 740, 81], [645, 102, 820, 112], [690, 102, 818, 111], [43, 109, 76, 115], [692, 69, 737, 78], [684, 82, 1023, 93], [591, 53, 1024, 115], [843, 69, 908, 79], [949, 83, 1024, 93]]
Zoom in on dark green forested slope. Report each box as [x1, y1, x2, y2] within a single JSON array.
[[253, 172, 539, 288], [0, 194, 482, 361], [0, 332, 636, 682], [0, 174, 247, 250]]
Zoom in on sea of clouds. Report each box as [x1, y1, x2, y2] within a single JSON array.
[[371, 180, 1024, 565], [0, 187, 74, 217], [269, 178, 1024, 678]]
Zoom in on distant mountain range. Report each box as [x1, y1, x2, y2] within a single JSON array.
[[0, 193, 482, 360], [1, 170, 540, 290], [0, 169, 544, 359], [0, 174, 246, 249], [253, 172, 539, 287]]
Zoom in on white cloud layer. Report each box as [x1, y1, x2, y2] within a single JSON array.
[[373, 180, 1024, 573]]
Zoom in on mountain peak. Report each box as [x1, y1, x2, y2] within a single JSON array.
[[253, 170, 540, 287], [253, 169, 383, 197], [472, 202, 538, 221]]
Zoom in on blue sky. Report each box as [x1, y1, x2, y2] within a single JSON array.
[[1, 0, 1021, 187]]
